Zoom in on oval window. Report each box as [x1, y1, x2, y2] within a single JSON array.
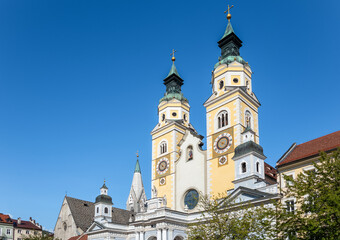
[[172, 112, 177, 117], [233, 78, 239, 83], [184, 189, 199, 210]]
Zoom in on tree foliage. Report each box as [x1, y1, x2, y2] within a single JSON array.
[[273, 148, 340, 240], [187, 193, 275, 240]]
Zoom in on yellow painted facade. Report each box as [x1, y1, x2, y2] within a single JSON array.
[[151, 96, 187, 208], [205, 63, 260, 196]]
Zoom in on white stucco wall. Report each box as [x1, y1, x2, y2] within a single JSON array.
[[175, 131, 207, 211]]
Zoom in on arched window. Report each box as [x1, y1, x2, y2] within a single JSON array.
[[160, 141, 167, 154], [245, 110, 252, 128], [96, 207, 99, 213], [104, 207, 108, 214], [217, 111, 228, 129], [256, 162, 260, 173], [187, 146, 193, 161], [241, 162, 247, 173], [219, 80, 224, 89], [162, 114, 165, 121]]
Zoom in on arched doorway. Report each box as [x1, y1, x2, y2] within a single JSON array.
[[174, 236, 184, 240]]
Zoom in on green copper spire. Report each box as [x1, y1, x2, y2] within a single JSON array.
[[220, 21, 234, 40], [167, 61, 180, 77], [215, 4, 246, 68], [159, 50, 188, 103], [135, 151, 141, 173]]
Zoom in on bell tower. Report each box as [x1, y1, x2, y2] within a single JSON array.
[[203, 6, 261, 196], [150, 51, 191, 208]]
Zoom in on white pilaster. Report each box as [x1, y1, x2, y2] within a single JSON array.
[[162, 228, 168, 239], [135, 232, 140, 240], [139, 231, 144, 240], [168, 229, 173, 240], [157, 229, 162, 239]]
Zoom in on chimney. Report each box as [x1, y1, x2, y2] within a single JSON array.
[[29, 217, 32, 222], [18, 218, 21, 225]]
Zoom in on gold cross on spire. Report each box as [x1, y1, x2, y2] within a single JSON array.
[[104, 178, 106, 184], [171, 49, 176, 62], [224, 4, 234, 20], [136, 150, 139, 158]]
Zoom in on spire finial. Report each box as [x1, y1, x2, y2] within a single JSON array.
[[136, 150, 139, 159], [171, 49, 176, 62], [224, 4, 234, 21]]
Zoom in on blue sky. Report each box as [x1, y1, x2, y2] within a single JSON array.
[[0, 0, 339, 231]]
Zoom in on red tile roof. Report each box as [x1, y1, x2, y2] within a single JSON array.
[[0, 214, 12, 224], [277, 131, 340, 167], [264, 162, 277, 180], [13, 219, 42, 230], [68, 234, 88, 240]]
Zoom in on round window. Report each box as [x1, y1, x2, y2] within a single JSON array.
[[233, 78, 239, 83], [184, 189, 199, 210], [172, 112, 177, 117]]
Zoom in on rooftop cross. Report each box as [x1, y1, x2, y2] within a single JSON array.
[[136, 150, 139, 159], [171, 49, 176, 62], [224, 4, 234, 21]]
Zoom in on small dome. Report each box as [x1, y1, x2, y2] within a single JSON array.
[[95, 194, 113, 205], [233, 141, 265, 159]]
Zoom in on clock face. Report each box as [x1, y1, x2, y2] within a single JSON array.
[[157, 157, 169, 175], [214, 132, 233, 154]]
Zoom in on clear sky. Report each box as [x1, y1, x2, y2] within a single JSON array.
[[1, 0, 339, 231]]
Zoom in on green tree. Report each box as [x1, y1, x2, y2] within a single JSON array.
[[274, 149, 340, 240], [187, 193, 276, 240]]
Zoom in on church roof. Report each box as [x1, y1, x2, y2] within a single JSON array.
[[66, 196, 131, 231], [277, 131, 340, 167], [66, 197, 94, 232]]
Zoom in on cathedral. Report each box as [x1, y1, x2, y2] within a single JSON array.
[[54, 7, 279, 240]]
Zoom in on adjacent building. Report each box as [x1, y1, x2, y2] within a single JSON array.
[[276, 130, 340, 211], [12, 218, 42, 240], [0, 214, 13, 240]]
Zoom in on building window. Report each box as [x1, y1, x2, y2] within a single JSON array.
[[241, 162, 247, 173], [26, 230, 29, 234], [18, 238, 22, 240], [172, 112, 177, 117], [233, 78, 239, 83], [256, 162, 260, 173], [7, 229, 11, 235], [187, 146, 193, 161], [162, 114, 165, 121], [104, 207, 108, 214], [219, 80, 224, 89], [245, 110, 252, 128], [183, 114, 187, 122], [286, 200, 295, 213], [160, 141, 167, 154], [18, 230, 22, 233], [96, 207, 99, 213], [217, 111, 228, 129]]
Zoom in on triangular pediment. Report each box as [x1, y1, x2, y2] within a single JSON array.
[[86, 221, 105, 232], [222, 186, 276, 205]]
